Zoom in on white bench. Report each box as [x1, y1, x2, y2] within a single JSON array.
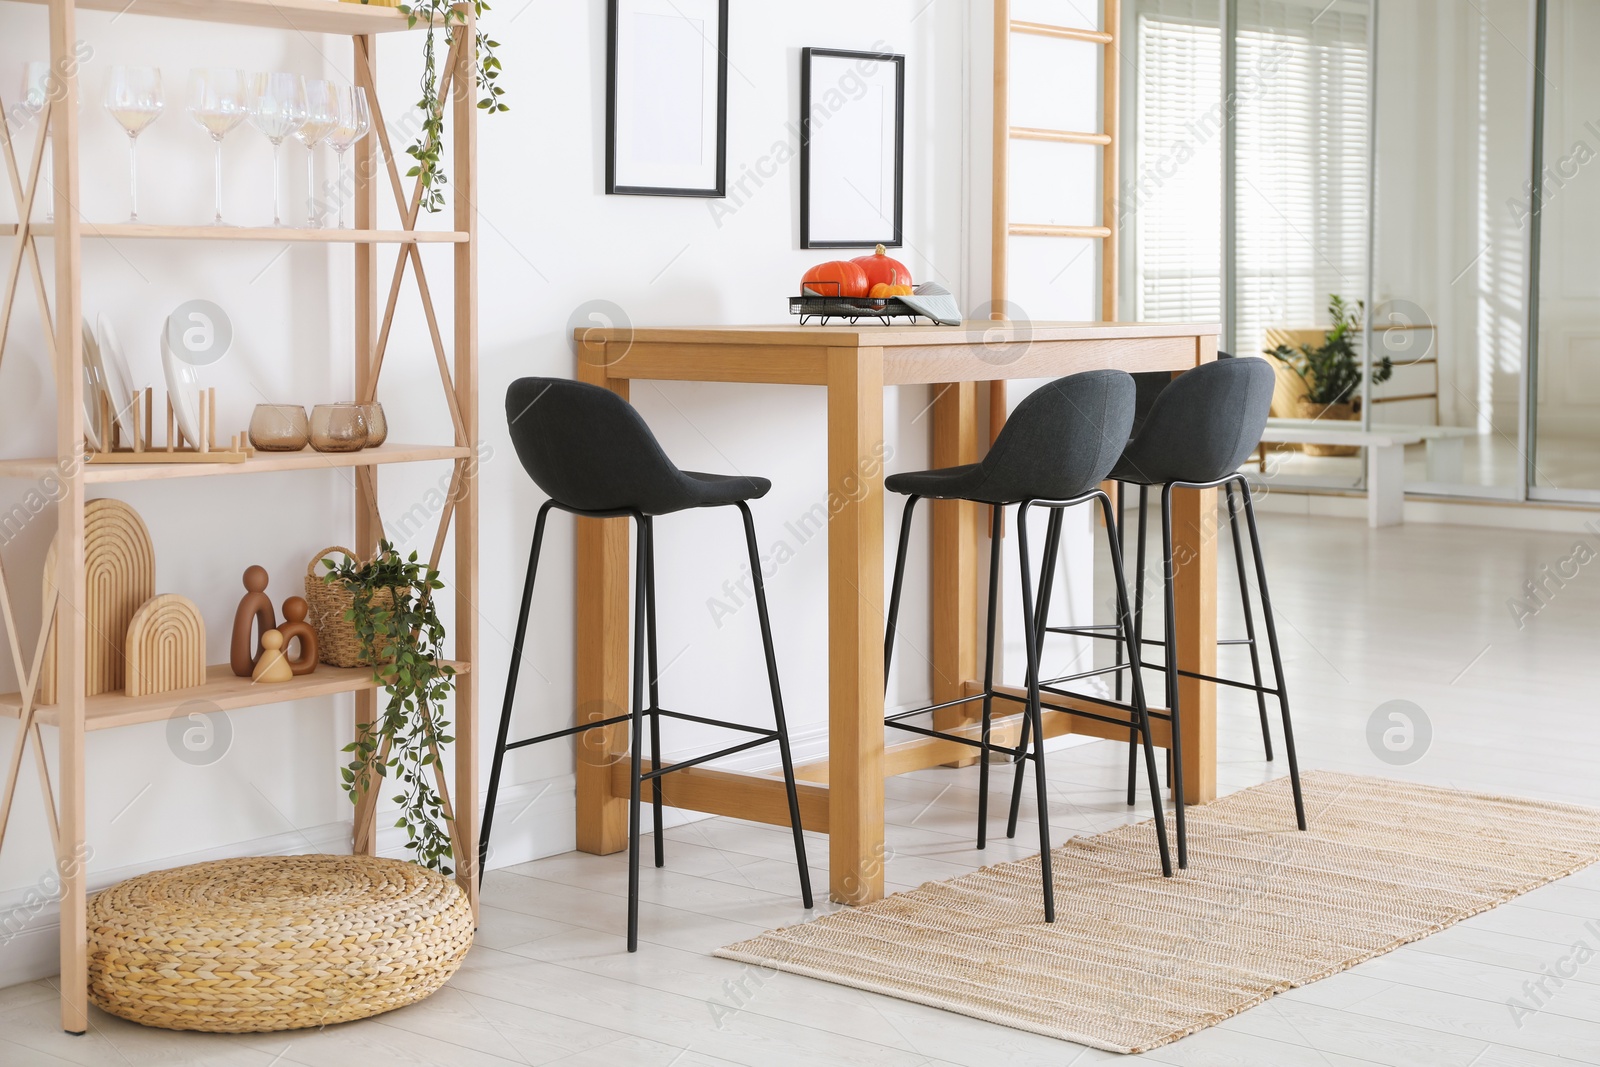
[[1258, 421, 1424, 527]]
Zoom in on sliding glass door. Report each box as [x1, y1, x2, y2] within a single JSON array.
[[1530, 0, 1600, 500], [1368, 0, 1534, 499], [1124, 0, 1600, 508]]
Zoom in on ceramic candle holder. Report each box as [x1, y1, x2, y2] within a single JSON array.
[[248, 404, 309, 452], [310, 403, 368, 453]]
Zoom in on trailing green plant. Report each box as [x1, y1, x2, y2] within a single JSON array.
[[324, 541, 458, 873], [1266, 294, 1394, 407], [397, 0, 508, 213]]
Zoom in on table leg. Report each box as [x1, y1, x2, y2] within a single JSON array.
[[931, 383, 979, 766], [1171, 484, 1217, 806], [575, 357, 631, 854], [827, 347, 886, 905]]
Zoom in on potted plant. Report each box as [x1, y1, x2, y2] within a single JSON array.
[[1266, 295, 1394, 456], [323, 541, 459, 873]]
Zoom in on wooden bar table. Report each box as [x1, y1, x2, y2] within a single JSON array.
[[574, 321, 1220, 906]]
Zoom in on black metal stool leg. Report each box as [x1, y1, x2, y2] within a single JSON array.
[[1160, 486, 1187, 869], [1126, 484, 1149, 805], [884, 495, 919, 689], [737, 503, 814, 908], [1016, 503, 1055, 921], [627, 514, 649, 951], [977, 503, 1003, 849], [643, 516, 665, 869], [1238, 478, 1306, 831], [1114, 483, 1126, 702], [1225, 482, 1273, 762], [1096, 492, 1172, 878], [480, 502, 553, 886], [1000, 507, 1061, 849]]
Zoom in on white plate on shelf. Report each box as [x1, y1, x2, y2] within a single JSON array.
[[81, 319, 103, 451], [160, 321, 203, 448], [95, 313, 138, 442]]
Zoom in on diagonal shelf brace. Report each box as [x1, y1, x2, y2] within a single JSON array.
[[354, 36, 469, 448], [0, 97, 60, 368]]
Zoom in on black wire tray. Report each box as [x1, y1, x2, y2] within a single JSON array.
[[788, 294, 927, 326]]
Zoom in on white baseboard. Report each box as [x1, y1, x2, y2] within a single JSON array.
[[1253, 487, 1600, 533]]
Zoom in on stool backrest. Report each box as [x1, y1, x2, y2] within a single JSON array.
[[505, 377, 684, 514], [1130, 349, 1235, 431], [1120, 356, 1274, 485], [975, 369, 1135, 503]]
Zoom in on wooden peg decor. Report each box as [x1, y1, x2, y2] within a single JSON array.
[[40, 498, 157, 701], [251, 630, 294, 684], [230, 565, 278, 678], [124, 594, 207, 697], [278, 596, 319, 676]]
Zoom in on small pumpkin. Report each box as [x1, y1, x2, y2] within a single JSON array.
[[851, 244, 912, 290], [801, 260, 870, 298]]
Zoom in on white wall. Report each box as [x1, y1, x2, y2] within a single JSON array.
[[0, 0, 989, 984]]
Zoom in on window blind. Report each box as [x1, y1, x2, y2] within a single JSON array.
[[1132, 1, 1223, 323], [1234, 0, 1369, 357], [1131, 0, 1370, 349]]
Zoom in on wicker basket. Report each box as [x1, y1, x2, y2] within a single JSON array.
[[305, 545, 397, 668], [86, 855, 473, 1033]]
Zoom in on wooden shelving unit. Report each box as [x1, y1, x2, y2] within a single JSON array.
[[0, 0, 479, 1033]]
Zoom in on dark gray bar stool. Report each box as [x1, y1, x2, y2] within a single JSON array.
[[1112, 353, 1278, 767], [485, 377, 813, 951], [883, 369, 1174, 923], [1088, 357, 1306, 867]]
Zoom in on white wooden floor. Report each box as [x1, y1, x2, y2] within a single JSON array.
[[5, 510, 1600, 1065]]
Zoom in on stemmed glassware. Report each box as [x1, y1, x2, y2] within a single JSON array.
[[293, 79, 339, 228], [247, 72, 307, 227], [20, 62, 53, 223], [187, 68, 248, 226], [323, 85, 372, 230], [104, 66, 163, 223]]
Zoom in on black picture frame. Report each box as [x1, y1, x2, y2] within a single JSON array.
[[800, 47, 905, 249], [606, 0, 729, 198]]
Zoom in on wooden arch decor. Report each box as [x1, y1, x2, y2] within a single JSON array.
[[124, 595, 206, 697], [40, 498, 156, 703]]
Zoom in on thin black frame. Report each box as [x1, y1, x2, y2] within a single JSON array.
[[606, 0, 729, 198], [800, 47, 905, 249]]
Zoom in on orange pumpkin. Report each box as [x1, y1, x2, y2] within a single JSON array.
[[801, 260, 870, 298], [851, 244, 912, 290]]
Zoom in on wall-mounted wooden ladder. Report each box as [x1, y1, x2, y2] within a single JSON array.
[[991, 0, 1121, 433]]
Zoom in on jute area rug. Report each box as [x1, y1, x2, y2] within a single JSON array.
[[716, 771, 1600, 1054]]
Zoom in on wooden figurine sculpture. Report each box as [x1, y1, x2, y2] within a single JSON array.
[[251, 630, 294, 684], [277, 596, 318, 676], [231, 565, 278, 677], [124, 595, 207, 697]]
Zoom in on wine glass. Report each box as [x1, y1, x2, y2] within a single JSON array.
[[104, 66, 163, 223], [19, 62, 53, 223], [247, 72, 307, 227], [187, 69, 248, 226], [294, 79, 338, 228], [323, 85, 371, 230]]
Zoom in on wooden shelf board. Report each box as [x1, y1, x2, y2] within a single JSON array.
[[3, 223, 468, 244], [0, 443, 469, 483], [6, 0, 419, 33], [0, 661, 470, 733]]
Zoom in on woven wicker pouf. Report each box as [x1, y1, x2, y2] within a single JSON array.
[[86, 854, 474, 1032]]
